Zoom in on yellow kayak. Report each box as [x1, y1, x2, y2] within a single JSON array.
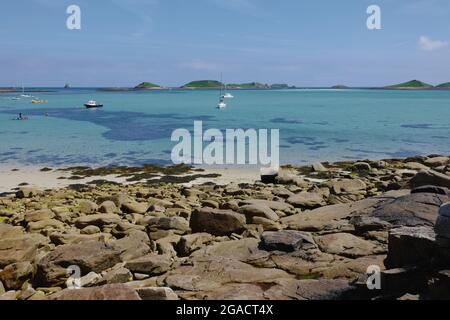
[[32, 99, 48, 104]]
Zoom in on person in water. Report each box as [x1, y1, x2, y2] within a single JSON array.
[[18, 113, 23, 120]]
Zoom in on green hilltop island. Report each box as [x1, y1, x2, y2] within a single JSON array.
[[385, 79, 434, 90], [436, 82, 450, 89], [134, 82, 164, 90], [181, 80, 293, 90]]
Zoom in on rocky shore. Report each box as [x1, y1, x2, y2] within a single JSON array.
[[1, 155, 450, 300]]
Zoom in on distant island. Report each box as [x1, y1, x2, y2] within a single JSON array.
[[385, 80, 434, 90], [331, 85, 350, 89], [182, 80, 223, 89], [135, 82, 163, 90], [436, 82, 450, 89], [181, 80, 292, 90]]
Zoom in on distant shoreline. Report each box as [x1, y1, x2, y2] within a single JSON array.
[[2, 86, 450, 93]]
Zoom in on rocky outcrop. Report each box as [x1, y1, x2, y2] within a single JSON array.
[[1, 155, 450, 300], [190, 208, 246, 236]]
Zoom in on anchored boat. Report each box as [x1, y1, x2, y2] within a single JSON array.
[[84, 100, 103, 109]]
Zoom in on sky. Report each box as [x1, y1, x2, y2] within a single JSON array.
[[1, 0, 450, 87]]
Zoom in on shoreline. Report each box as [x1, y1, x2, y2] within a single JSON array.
[[0, 154, 447, 193], [1, 154, 450, 300]]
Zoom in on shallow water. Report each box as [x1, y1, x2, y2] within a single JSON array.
[[1, 88, 449, 167]]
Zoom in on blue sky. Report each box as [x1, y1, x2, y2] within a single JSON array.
[[1, 0, 449, 87]]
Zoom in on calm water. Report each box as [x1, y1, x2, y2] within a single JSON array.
[[1, 88, 449, 167]]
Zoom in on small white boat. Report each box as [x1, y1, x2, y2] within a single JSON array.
[[20, 84, 31, 98], [217, 99, 227, 109], [216, 74, 227, 109], [222, 92, 234, 99], [84, 100, 103, 108]]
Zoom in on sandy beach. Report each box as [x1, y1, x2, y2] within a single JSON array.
[[0, 164, 262, 194]]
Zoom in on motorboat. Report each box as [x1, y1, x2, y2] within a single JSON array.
[[84, 100, 103, 108], [222, 92, 234, 99]]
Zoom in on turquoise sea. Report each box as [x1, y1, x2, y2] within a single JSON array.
[[1, 88, 449, 167]]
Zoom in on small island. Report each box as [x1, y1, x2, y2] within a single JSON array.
[[436, 82, 450, 89], [182, 80, 223, 89], [134, 82, 163, 90], [385, 80, 434, 90], [331, 85, 350, 89]]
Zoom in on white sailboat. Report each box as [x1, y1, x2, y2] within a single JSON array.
[[217, 74, 227, 109], [20, 84, 31, 98]]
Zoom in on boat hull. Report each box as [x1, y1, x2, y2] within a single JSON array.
[[84, 104, 103, 109]]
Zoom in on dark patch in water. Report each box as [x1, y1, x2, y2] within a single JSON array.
[[104, 153, 117, 157], [401, 124, 434, 129], [270, 118, 303, 125], [285, 137, 326, 147], [331, 138, 349, 143], [312, 121, 329, 126], [1, 107, 218, 142]]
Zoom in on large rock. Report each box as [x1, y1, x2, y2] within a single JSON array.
[[121, 201, 149, 214], [190, 238, 261, 262], [279, 193, 397, 232], [239, 199, 295, 215], [369, 192, 447, 227], [36, 241, 122, 286], [28, 219, 65, 232], [312, 162, 327, 172], [275, 170, 308, 187], [49, 284, 141, 300], [424, 156, 450, 168], [263, 278, 357, 300], [78, 200, 98, 214], [435, 203, 450, 238], [98, 201, 118, 214], [260, 230, 316, 252], [329, 179, 367, 195], [385, 226, 437, 269], [136, 287, 179, 300], [239, 204, 279, 222], [164, 256, 292, 293], [112, 230, 152, 261], [145, 216, 190, 235], [0, 234, 47, 268], [125, 255, 172, 276], [190, 208, 246, 236], [50, 232, 111, 246], [75, 214, 121, 229], [410, 170, 450, 189], [177, 233, 213, 257], [315, 233, 384, 258], [0, 262, 33, 290], [24, 209, 55, 223], [287, 192, 325, 209], [0, 224, 23, 239]]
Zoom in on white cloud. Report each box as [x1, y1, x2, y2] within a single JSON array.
[[418, 36, 448, 51]]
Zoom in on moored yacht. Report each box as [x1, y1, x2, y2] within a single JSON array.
[[84, 100, 103, 108]]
